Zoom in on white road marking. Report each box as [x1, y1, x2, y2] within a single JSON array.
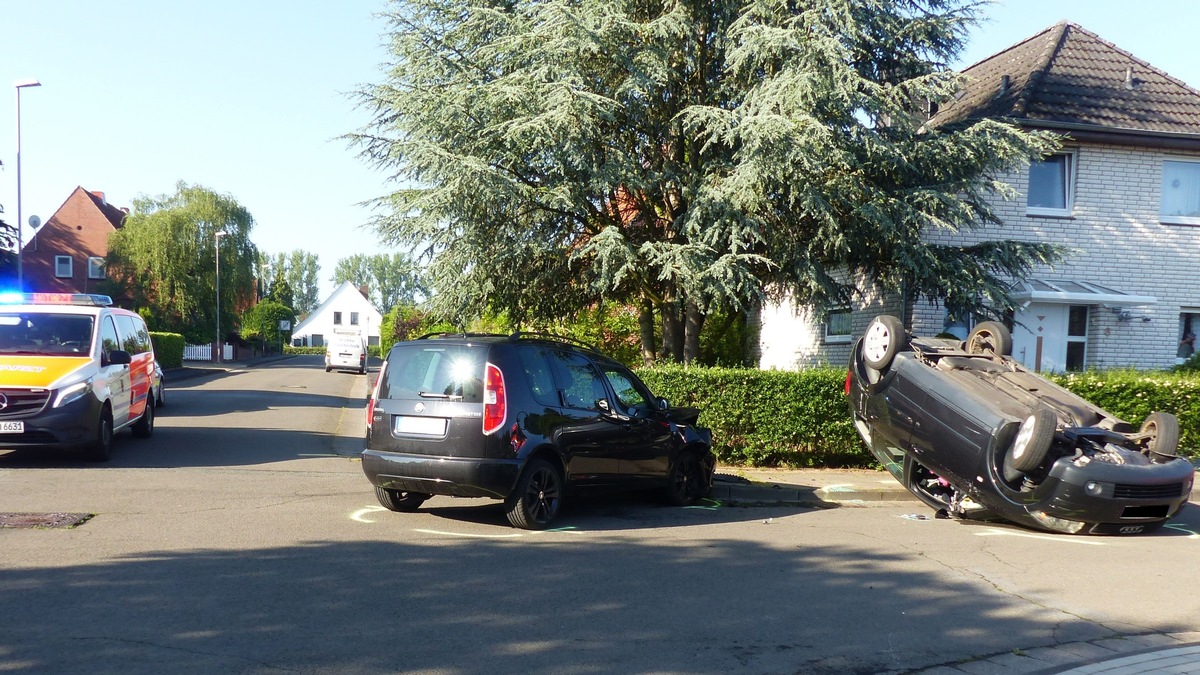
[[974, 528, 1106, 545], [351, 506, 388, 523], [414, 529, 523, 539], [1163, 523, 1200, 538]]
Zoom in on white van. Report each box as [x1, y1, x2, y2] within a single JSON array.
[[325, 331, 367, 374]]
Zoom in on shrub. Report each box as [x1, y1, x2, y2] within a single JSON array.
[[151, 332, 185, 369], [1048, 371, 1200, 455]]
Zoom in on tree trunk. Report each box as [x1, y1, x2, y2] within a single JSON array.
[[638, 299, 657, 366], [683, 300, 705, 364], [660, 300, 684, 363]]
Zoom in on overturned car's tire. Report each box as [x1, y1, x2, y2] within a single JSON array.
[[1003, 409, 1057, 481], [966, 321, 1013, 357], [862, 315, 907, 371], [1142, 411, 1180, 460]]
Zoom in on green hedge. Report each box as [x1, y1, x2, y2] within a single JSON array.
[[638, 366, 1200, 468], [151, 332, 185, 369], [284, 345, 385, 358], [638, 366, 864, 467]]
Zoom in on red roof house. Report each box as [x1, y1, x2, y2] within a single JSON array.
[[22, 187, 128, 294]]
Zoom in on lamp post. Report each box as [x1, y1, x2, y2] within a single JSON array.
[[215, 230, 228, 362], [15, 78, 42, 291]]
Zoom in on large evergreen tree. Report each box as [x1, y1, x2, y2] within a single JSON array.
[[351, 0, 1062, 363], [105, 182, 258, 343]]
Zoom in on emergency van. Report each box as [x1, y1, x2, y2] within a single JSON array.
[[0, 293, 158, 461]]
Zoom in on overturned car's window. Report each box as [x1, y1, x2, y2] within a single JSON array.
[[0, 313, 95, 356], [381, 344, 485, 403]]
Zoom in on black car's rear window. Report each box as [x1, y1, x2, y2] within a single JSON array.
[[381, 344, 486, 403]]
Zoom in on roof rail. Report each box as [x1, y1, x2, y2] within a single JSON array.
[[507, 332, 599, 353], [415, 332, 507, 340]]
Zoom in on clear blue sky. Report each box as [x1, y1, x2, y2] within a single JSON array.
[[3, 0, 1198, 300]]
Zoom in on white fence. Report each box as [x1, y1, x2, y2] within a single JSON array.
[[183, 343, 233, 361]]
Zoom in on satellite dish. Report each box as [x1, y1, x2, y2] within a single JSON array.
[[28, 215, 41, 229]]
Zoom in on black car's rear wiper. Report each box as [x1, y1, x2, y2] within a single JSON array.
[[418, 391, 450, 398]]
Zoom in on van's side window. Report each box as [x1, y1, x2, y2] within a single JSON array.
[[99, 316, 121, 359], [115, 315, 149, 354]]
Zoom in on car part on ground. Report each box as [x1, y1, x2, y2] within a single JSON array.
[[361, 332, 716, 529], [847, 314, 1194, 535]]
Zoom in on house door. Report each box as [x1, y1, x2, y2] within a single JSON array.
[[1012, 303, 1068, 372]]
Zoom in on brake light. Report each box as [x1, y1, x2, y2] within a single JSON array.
[[483, 362, 506, 435], [844, 370, 852, 396], [367, 361, 387, 431]]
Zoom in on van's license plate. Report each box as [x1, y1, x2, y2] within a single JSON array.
[[395, 416, 447, 436], [0, 421, 24, 433]]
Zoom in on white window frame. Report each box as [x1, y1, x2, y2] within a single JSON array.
[[1160, 158, 1200, 226], [1065, 305, 1088, 372], [87, 256, 106, 280], [350, 312, 360, 326], [1026, 151, 1076, 217], [333, 312, 342, 325], [55, 256, 73, 278], [823, 308, 852, 344]]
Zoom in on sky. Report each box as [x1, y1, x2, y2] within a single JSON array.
[[3, 0, 1200, 300]]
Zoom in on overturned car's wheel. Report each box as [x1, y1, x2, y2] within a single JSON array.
[[966, 321, 1013, 357], [1141, 411, 1180, 460], [1003, 409, 1057, 482], [862, 315, 907, 371]]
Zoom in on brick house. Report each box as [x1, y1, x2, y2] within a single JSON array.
[[760, 22, 1200, 373], [22, 187, 128, 294]]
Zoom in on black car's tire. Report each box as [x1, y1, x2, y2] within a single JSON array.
[[1005, 409, 1056, 474], [132, 400, 154, 438], [966, 321, 1013, 357], [85, 406, 114, 462], [665, 451, 709, 506], [1142, 412, 1180, 459], [374, 486, 430, 512], [505, 459, 563, 530], [862, 315, 907, 371]]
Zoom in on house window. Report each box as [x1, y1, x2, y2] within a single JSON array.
[[350, 312, 360, 326], [824, 308, 852, 343], [55, 256, 73, 278], [333, 312, 342, 325], [1160, 160, 1200, 225], [1026, 152, 1075, 216], [1179, 311, 1198, 361], [1065, 305, 1088, 371], [88, 257, 105, 280]]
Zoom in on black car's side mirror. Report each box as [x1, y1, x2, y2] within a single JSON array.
[[658, 397, 670, 410]]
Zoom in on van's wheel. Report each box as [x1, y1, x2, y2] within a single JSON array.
[[505, 459, 562, 530], [1003, 409, 1056, 480], [862, 315, 907, 371], [966, 321, 1013, 357], [1142, 412, 1180, 460], [132, 400, 154, 438], [85, 406, 114, 462], [374, 486, 429, 512]]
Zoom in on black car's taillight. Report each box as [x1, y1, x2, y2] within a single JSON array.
[[483, 362, 506, 435], [844, 370, 852, 396]]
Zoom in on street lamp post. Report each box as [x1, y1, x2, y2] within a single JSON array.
[[215, 230, 228, 362], [15, 78, 42, 291]]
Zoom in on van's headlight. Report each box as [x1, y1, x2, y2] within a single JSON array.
[[53, 379, 94, 408]]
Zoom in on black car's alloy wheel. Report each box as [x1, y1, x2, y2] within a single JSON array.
[[862, 315, 907, 371], [506, 459, 562, 530], [666, 452, 706, 506], [1002, 408, 1056, 482], [374, 486, 430, 512]]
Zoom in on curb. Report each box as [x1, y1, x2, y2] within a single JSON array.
[[712, 473, 916, 506]]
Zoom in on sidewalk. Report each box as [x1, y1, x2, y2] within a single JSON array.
[[713, 467, 916, 505]]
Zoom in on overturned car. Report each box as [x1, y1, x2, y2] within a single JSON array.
[[846, 315, 1194, 535]]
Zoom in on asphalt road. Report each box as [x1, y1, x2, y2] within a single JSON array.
[[1, 356, 1199, 674]]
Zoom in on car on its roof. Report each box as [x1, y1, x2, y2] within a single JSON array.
[[846, 315, 1193, 535], [362, 332, 715, 529]]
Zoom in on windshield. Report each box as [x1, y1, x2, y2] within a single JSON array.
[[0, 313, 95, 356], [381, 344, 485, 403]]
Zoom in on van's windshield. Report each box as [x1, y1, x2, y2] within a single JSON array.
[[0, 313, 95, 356]]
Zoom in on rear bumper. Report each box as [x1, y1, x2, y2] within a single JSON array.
[[361, 449, 521, 499]]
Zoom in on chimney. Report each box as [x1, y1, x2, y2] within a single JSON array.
[[91, 191, 107, 205], [998, 75, 1011, 96], [1124, 66, 1136, 90], [358, 285, 369, 299]]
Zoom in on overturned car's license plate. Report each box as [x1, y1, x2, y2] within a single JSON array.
[[394, 416, 446, 436], [0, 421, 24, 433]]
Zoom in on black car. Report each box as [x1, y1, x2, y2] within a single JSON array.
[[362, 333, 715, 529], [846, 315, 1194, 535]]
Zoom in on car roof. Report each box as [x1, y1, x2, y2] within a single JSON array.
[[401, 332, 603, 355]]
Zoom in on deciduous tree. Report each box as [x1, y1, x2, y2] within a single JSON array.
[[352, 0, 1062, 363], [332, 253, 426, 311]]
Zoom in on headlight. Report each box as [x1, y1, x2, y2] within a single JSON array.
[[53, 379, 94, 408]]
